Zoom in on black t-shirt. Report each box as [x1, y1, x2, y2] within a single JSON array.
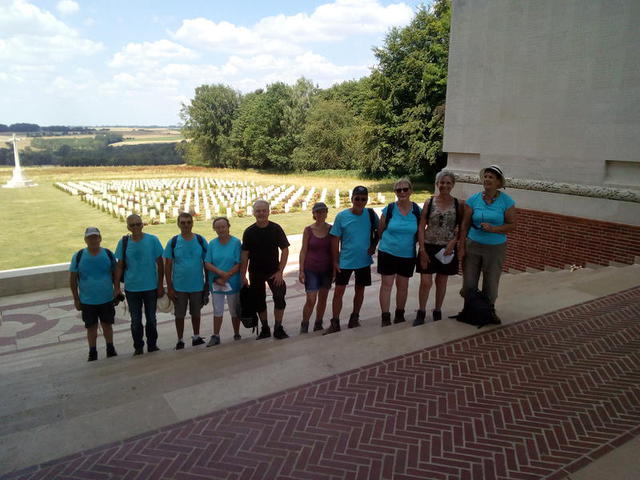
[[242, 222, 290, 275]]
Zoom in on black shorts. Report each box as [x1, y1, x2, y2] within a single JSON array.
[[416, 243, 459, 276], [81, 302, 116, 328], [335, 266, 372, 286], [376, 250, 416, 278]]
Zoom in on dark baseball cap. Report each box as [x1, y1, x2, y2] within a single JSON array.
[[352, 186, 368, 196]]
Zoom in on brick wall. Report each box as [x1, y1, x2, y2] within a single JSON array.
[[505, 208, 640, 271]]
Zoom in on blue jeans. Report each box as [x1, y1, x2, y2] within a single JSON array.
[[125, 289, 158, 350]]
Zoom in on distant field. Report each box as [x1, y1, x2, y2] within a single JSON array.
[[0, 165, 433, 270]]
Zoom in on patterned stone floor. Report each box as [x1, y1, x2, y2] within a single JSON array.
[[3, 286, 639, 480]]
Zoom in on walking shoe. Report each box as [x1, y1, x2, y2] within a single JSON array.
[[87, 350, 98, 362], [233, 334, 242, 341], [323, 318, 341, 335], [347, 313, 361, 328], [133, 348, 144, 356], [489, 309, 502, 325], [413, 310, 426, 326], [432, 310, 442, 322], [175, 340, 185, 350], [313, 321, 323, 332], [257, 326, 271, 339], [273, 324, 289, 340], [147, 345, 160, 353], [300, 322, 309, 334], [393, 309, 406, 324], [192, 336, 205, 346], [106, 344, 118, 358], [381, 312, 392, 327], [207, 335, 221, 347]]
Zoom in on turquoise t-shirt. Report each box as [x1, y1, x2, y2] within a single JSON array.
[[205, 236, 241, 294], [115, 233, 163, 292], [163, 234, 207, 293], [379, 203, 420, 258], [330, 209, 379, 269], [69, 248, 115, 305], [467, 192, 515, 245]]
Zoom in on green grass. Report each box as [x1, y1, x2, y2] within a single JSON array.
[[0, 166, 434, 270], [120, 136, 184, 143]]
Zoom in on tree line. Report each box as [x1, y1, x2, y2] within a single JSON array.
[[0, 124, 98, 135], [180, 1, 450, 178]]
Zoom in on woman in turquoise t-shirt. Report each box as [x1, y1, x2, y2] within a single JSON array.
[[377, 178, 420, 327], [459, 165, 517, 322]]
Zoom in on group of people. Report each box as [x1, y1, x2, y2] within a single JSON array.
[[70, 165, 516, 361]]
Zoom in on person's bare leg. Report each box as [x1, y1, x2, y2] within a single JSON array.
[[86, 324, 98, 348], [213, 316, 223, 335], [434, 274, 448, 310], [332, 285, 346, 319], [353, 285, 365, 314], [302, 291, 318, 324], [191, 315, 201, 336], [175, 317, 185, 339], [379, 275, 394, 313], [394, 276, 409, 311], [418, 274, 433, 311], [315, 288, 329, 323], [258, 310, 268, 327], [231, 316, 240, 335], [274, 308, 284, 325], [101, 322, 114, 344]]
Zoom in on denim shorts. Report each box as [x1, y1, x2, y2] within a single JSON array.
[[304, 270, 332, 292]]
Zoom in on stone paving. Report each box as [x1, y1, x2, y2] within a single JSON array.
[[1, 285, 639, 480]]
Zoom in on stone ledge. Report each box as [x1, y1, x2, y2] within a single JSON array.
[[0, 263, 70, 297]]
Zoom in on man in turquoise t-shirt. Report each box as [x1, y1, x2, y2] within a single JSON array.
[[164, 212, 207, 350], [324, 186, 379, 335], [69, 227, 117, 362], [114, 214, 165, 356]]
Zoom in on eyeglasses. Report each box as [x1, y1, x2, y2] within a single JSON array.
[[395, 187, 410, 193], [353, 196, 368, 202], [128, 222, 142, 227]]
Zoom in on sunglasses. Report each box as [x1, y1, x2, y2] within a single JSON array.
[[353, 196, 368, 202], [128, 222, 142, 227], [395, 187, 410, 193]]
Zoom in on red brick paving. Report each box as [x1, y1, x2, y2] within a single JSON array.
[[3, 287, 640, 480]]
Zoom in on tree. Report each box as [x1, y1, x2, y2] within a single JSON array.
[[180, 84, 242, 166], [363, 0, 451, 177]]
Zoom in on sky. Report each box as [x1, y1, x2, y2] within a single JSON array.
[[0, 0, 420, 126]]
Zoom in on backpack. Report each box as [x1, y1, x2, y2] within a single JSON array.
[[449, 289, 498, 328], [425, 197, 461, 226], [119, 235, 129, 282], [367, 208, 379, 247], [239, 285, 259, 334], [73, 248, 116, 283], [383, 202, 422, 244], [170, 234, 209, 305]]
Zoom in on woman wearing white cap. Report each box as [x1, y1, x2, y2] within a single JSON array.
[[458, 165, 516, 322]]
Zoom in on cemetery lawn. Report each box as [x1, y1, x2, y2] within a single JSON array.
[[0, 165, 433, 270]]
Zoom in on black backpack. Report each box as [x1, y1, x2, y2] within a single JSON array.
[[449, 289, 498, 328], [170, 234, 209, 305], [239, 285, 259, 334], [367, 208, 379, 247], [74, 248, 117, 286]]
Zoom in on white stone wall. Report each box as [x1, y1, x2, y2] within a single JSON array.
[[443, 0, 640, 224]]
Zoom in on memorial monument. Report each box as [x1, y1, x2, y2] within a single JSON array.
[[443, 0, 640, 270], [2, 134, 37, 188]]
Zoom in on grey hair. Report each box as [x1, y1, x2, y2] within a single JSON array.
[[212, 216, 230, 227], [253, 199, 270, 209], [393, 177, 413, 190], [435, 170, 456, 185]]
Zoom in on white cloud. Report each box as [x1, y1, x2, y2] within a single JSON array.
[[0, 0, 102, 65], [56, 0, 79, 16], [109, 39, 198, 68]]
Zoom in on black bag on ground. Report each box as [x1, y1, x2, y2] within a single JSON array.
[[449, 288, 497, 328], [239, 285, 259, 333]]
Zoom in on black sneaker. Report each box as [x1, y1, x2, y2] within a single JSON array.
[[381, 312, 392, 327], [175, 340, 185, 350], [192, 337, 205, 347], [393, 309, 405, 324], [87, 350, 98, 362], [313, 321, 323, 332], [257, 326, 271, 340], [300, 322, 309, 334], [323, 318, 341, 335], [347, 313, 360, 328], [207, 335, 220, 347], [274, 325, 289, 340], [106, 345, 117, 358], [432, 310, 442, 322], [233, 334, 242, 341], [413, 310, 426, 326], [147, 345, 160, 353], [133, 348, 144, 356]]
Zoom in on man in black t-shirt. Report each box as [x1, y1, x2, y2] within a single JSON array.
[[241, 199, 290, 339]]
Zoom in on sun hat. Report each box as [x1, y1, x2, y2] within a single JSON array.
[[312, 202, 328, 212], [352, 186, 368, 196], [84, 227, 101, 237], [156, 293, 174, 314], [479, 165, 505, 187]]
